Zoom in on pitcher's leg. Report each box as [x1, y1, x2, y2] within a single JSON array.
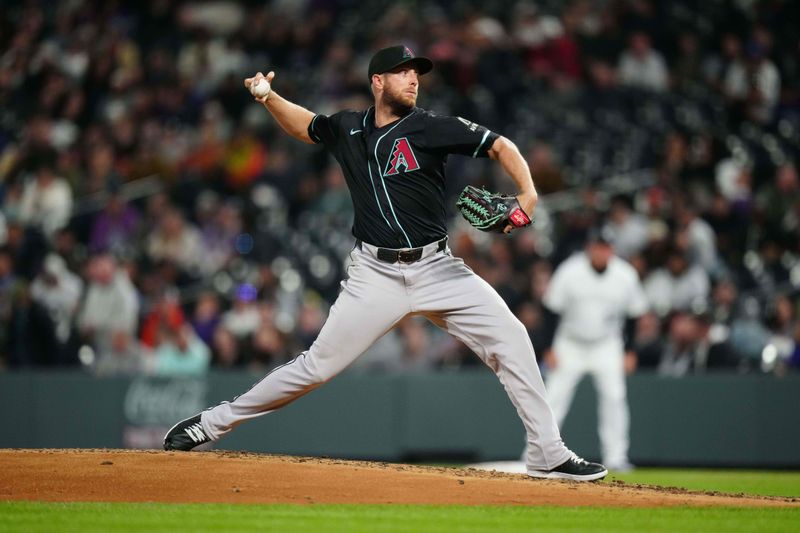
[[417, 261, 570, 470], [591, 340, 630, 468], [201, 253, 410, 440], [544, 338, 587, 427], [520, 340, 585, 461]]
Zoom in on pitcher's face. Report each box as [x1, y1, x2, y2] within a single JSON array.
[[379, 65, 419, 112]]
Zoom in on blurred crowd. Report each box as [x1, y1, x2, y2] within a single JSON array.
[[0, 0, 799, 377]]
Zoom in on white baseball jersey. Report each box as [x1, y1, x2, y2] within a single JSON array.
[[544, 253, 648, 343]]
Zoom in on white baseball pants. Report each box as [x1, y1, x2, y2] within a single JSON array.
[[545, 335, 630, 468], [201, 241, 571, 471]]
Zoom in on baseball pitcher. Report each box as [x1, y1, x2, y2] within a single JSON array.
[[164, 45, 607, 481]]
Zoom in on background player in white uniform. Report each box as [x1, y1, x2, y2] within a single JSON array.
[[539, 230, 648, 471], [163, 45, 607, 481]]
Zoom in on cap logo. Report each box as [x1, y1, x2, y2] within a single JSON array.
[[403, 46, 414, 59]]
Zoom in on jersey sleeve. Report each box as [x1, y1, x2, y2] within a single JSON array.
[[424, 113, 500, 158], [308, 111, 346, 147]]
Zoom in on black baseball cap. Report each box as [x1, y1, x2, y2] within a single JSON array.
[[368, 45, 433, 82]]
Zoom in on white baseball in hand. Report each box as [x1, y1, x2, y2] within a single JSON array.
[[251, 78, 271, 98]]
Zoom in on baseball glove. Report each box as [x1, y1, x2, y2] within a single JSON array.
[[456, 185, 532, 233]]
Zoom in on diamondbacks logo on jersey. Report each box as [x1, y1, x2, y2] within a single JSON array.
[[384, 137, 420, 176]]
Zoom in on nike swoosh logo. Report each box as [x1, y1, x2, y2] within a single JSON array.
[[350, 129, 362, 135]]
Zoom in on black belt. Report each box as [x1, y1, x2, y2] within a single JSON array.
[[357, 237, 448, 264]]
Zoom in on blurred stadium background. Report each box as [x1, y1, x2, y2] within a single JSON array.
[[0, 0, 798, 466]]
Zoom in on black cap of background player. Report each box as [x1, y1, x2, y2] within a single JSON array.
[[368, 45, 433, 82]]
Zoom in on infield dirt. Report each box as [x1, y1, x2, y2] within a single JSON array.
[[1, 449, 797, 507]]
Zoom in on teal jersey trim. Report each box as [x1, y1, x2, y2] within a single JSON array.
[[372, 111, 416, 248], [472, 129, 491, 158]]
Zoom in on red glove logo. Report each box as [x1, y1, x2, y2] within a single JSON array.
[[509, 207, 531, 227]]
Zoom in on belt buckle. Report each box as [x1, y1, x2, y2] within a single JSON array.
[[398, 249, 422, 263]]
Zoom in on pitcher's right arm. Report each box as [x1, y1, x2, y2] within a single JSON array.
[[245, 71, 315, 144]]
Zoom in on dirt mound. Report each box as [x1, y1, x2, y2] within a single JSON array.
[[1, 449, 797, 507]]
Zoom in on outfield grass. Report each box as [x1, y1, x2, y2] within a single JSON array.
[[0, 502, 798, 533], [607, 468, 800, 498]]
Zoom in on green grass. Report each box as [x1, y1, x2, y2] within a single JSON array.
[[2, 470, 798, 532], [606, 468, 800, 498], [0, 502, 798, 533]]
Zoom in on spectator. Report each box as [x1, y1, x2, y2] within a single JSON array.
[[190, 291, 222, 347], [644, 247, 710, 316], [139, 289, 185, 350], [705, 33, 743, 93], [672, 31, 705, 92], [633, 311, 664, 369], [312, 166, 352, 219], [249, 308, 288, 371], [219, 283, 260, 339], [77, 253, 141, 375], [757, 238, 791, 290], [765, 294, 797, 364], [756, 163, 800, 244], [729, 297, 772, 370], [724, 41, 780, 125], [88, 182, 141, 254], [196, 199, 242, 275], [152, 325, 211, 377], [294, 298, 326, 350], [658, 311, 736, 377], [146, 207, 203, 275], [603, 194, 649, 260], [709, 278, 743, 328], [213, 327, 241, 369], [516, 301, 549, 357], [18, 157, 73, 238], [705, 192, 746, 265], [3, 220, 48, 280], [395, 318, 438, 372], [6, 284, 58, 368], [512, 2, 563, 56], [29, 253, 83, 364], [549, 6, 584, 88], [674, 200, 719, 275], [617, 31, 668, 92], [80, 144, 122, 197]]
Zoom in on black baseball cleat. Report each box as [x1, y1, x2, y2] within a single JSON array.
[[527, 453, 608, 481], [163, 414, 211, 451]]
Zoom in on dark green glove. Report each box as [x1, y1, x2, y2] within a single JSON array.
[[456, 185, 532, 233]]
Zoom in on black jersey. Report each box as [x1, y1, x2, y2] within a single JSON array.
[[308, 106, 499, 249]]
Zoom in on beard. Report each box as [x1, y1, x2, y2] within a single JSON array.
[[381, 85, 416, 116]]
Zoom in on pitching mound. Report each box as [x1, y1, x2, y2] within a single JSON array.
[[1, 449, 797, 507]]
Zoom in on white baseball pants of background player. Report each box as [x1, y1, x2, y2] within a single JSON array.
[[545, 335, 630, 469], [201, 241, 572, 471]]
